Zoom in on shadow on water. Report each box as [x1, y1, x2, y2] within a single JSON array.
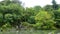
[[0, 29, 60, 34]]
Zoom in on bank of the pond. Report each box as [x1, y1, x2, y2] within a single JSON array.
[[0, 29, 60, 34]]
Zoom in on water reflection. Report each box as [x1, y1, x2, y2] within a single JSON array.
[[20, 30, 60, 34], [0, 29, 60, 34]]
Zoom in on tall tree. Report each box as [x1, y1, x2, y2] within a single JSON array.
[[0, 0, 24, 29], [52, 0, 58, 10]]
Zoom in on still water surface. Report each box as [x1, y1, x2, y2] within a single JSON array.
[[0, 29, 60, 34]]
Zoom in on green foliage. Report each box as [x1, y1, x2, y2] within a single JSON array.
[[0, 13, 3, 27], [35, 11, 55, 29], [0, 0, 60, 30], [35, 11, 52, 20], [44, 5, 53, 11], [21, 22, 33, 30], [54, 8, 60, 28], [1, 22, 11, 31], [0, 0, 23, 28]]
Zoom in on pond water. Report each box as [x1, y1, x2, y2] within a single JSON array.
[[0, 29, 60, 34]]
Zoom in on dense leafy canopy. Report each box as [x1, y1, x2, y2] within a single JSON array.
[[0, 0, 60, 30]]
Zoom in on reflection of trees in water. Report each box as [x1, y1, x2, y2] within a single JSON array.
[[0, 30, 60, 34], [48, 30, 60, 34]]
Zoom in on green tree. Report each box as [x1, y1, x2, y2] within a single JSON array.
[[52, 0, 58, 10], [0, 0, 24, 28], [22, 7, 35, 24], [33, 6, 41, 15], [35, 11, 55, 29], [44, 5, 53, 11], [54, 8, 60, 28]]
